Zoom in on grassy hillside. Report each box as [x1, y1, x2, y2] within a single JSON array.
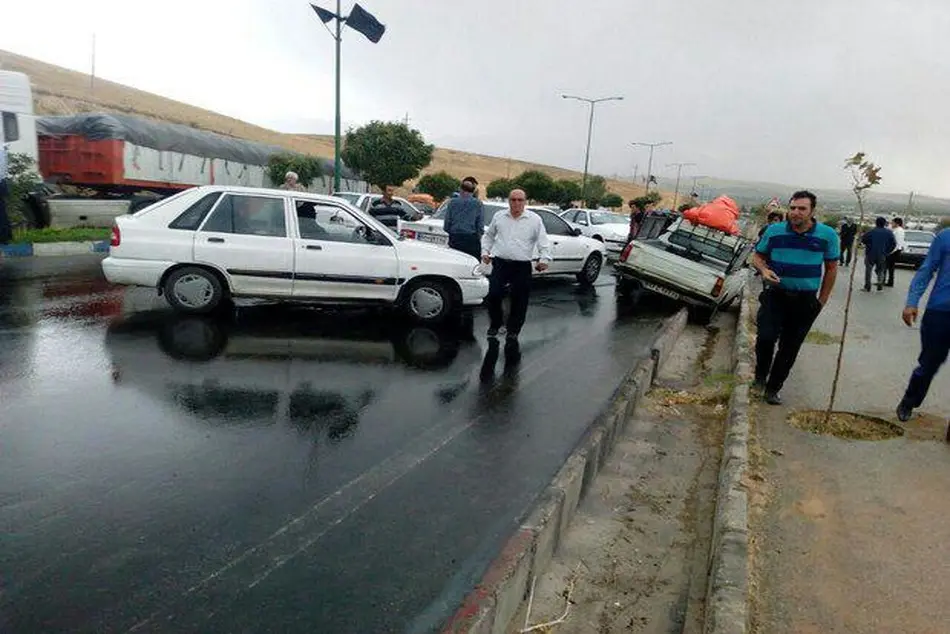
[[1, 49, 661, 204]]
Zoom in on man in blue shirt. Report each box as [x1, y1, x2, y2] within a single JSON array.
[[442, 176, 484, 260], [860, 216, 897, 292], [752, 190, 840, 405], [896, 228, 950, 421]]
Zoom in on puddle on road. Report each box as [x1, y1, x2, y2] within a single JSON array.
[[787, 409, 904, 441]]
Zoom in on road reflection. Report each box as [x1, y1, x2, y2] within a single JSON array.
[[104, 306, 481, 442]]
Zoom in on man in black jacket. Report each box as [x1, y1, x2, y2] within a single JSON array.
[[839, 217, 858, 266], [861, 217, 897, 292]]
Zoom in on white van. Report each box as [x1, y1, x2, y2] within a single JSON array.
[[0, 70, 38, 161]]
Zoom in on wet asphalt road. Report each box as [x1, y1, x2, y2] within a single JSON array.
[[0, 255, 675, 634]]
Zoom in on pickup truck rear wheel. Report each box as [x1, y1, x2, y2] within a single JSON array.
[[163, 266, 224, 314], [577, 253, 603, 286], [688, 304, 718, 325], [403, 279, 457, 324]]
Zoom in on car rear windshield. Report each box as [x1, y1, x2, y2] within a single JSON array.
[[591, 211, 628, 225], [333, 193, 361, 205], [905, 231, 935, 244]]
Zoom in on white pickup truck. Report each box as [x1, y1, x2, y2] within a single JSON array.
[[613, 214, 753, 322]]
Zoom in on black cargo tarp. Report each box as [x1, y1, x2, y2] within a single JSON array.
[[36, 113, 359, 178]]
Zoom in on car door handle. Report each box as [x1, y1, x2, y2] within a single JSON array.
[[305, 245, 323, 250], [207, 237, 225, 243]]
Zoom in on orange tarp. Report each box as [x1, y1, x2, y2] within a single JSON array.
[[682, 196, 741, 235]]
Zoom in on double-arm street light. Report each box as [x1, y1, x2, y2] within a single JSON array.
[[667, 162, 697, 211], [562, 94, 624, 202], [632, 141, 673, 194]]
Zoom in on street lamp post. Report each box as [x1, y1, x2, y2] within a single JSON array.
[[632, 141, 673, 195], [667, 162, 696, 211], [562, 94, 624, 203]]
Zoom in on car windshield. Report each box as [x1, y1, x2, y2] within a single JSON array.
[[590, 211, 628, 225], [905, 231, 935, 244], [333, 193, 361, 205]]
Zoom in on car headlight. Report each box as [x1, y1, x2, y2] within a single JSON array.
[[471, 263, 488, 278]]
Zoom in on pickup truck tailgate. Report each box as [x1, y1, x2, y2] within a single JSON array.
[[623, 241, 721, 296]]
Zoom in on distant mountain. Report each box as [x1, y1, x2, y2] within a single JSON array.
[[647, 175, 950, 217]]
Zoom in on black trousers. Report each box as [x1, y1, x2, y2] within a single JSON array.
[[885, 250, 902, 285], [901, 309, 950, 409], [840, 241, 854, 266], [448, 233, 481, 260], [755, 288, 822, 392], [864, 255, 887, 290], [0, 179, 11, 244], [487, 258, 532, 335]]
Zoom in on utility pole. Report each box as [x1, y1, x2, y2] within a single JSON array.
[[632, 141, 672, 194], [667, 162, 696, 211], [90, 33, 96, 93], [333, 0, 342, 193], [632, 164, 638, 187], [562, 94, 624, 202]]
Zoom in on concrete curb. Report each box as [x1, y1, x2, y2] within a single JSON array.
[[703, 289, 754, 634], [441, 307, 690, 634], [0, 240, 109, 259]]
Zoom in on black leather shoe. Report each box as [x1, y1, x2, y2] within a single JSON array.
[[765, 391, 783, 406], [896, 402, 912, 422]]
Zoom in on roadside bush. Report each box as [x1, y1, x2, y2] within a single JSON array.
[[486, 178, 516, 199], [416, 171, 460, 201], [513, 170, 557, 203], [267, 153, 325, 188], [6, 153, 43, 229], [600, 193, 624, 208]]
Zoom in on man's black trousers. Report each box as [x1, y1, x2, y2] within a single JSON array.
[[487, 258, 533, 336], [755, 288, 822, 393]]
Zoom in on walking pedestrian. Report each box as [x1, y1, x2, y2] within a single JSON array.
[[279, 171, 305, 191], [839, 217, 858, 266], [885, 217, 906, 287], [0, 142, 12, 244], [896, 228, 950, 422], [752, 190, 840, 405], [442, 176, 484, 260], [481, 188, 551, 341], [861, 217, 896, 292]]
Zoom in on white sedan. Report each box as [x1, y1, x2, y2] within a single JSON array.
[[101, 186, 489, 323], [397, 202, 607, 285], [559, 208, 631, 257]]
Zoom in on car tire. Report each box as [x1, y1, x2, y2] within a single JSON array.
[[615, 275, 641, 299], [163, 266, 225, 314], [688, 304, 717, 325], [403, 279, 457, 324], [576, 253, 603, 286]]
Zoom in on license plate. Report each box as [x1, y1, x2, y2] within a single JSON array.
[[643, 281, 681, 300], [417, 233, 446, 245]]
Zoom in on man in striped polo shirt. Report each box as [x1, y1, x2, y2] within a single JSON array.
[[752, 190, 840, 405]]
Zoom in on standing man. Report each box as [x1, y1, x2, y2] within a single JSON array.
[[885, 217, 906, 287], [0, 142, 11, 244], [442, 176, 484, 260], [753, 190, 839, 405], [838, 217, 858, 266], [369, 185, 409, 230], [481, 188, 551, 341], [896, 228, 950, 421], [627, 199, 645, 241], [757, 211, 784, 240], [861, 217, 896, 292], [279, 171, 305, 191]]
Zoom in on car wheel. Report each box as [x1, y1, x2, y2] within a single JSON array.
[[404, 279, 456, 324], [593, 235, 605, 242], [576, 253, 603, 286], [163, 266, 224, 314]]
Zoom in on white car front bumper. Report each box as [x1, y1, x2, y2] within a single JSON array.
[[458, 277, 490, 306], [102, 256, 173, 288]]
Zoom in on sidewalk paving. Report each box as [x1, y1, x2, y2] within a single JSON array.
[[750, 265, 950, 634]]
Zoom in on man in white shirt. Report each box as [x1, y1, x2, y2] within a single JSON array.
[[481, 188, 552, 340], [0, 142, 11, 244], [886, 217, 907, 287]]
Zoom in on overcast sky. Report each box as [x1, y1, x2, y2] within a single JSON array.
[[4, 0, 950, 196]]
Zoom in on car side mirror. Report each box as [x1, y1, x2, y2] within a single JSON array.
[[572, 227, 583, 236]]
